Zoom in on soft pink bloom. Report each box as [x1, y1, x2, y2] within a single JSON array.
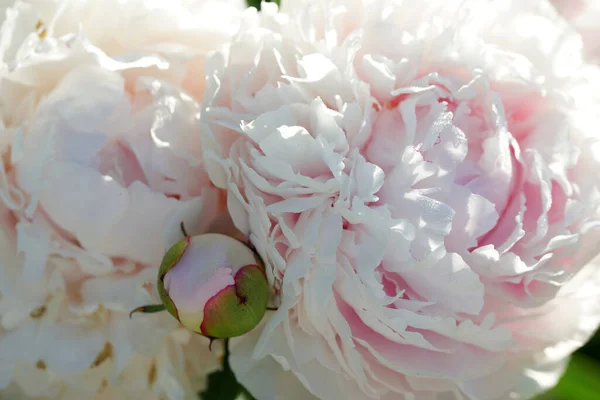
[[201, 1, 600, 399], [0, 0, 244, 398]]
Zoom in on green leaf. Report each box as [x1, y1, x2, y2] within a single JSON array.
[[535, 353, 600, 400], [199, 340, 257, 400], [200, 367, 242, 400], [246, 0, 280, 10]]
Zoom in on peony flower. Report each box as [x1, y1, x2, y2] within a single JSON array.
[[550, 0, 600, 62], [201, 1, 600, 399], [0, 0, 245, 398]]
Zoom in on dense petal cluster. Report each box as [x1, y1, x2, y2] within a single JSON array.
[[201, 1, 600, 399], [0, 0, 244, 398]]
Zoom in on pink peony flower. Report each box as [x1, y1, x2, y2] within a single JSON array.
[[201, 1, 600, 399], [0, 0, 244, 398]]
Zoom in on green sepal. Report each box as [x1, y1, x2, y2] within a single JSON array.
[[157, 238, 190, 322], [129, 304, 166, 318], [200, 264, 269, 338]]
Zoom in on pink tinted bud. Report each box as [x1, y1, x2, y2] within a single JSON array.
[[157, 234, 269, 338]]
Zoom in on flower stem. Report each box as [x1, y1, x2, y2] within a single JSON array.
[[222, 338, 231, 370]]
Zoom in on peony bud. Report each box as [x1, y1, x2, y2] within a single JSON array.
[[132, 233, 269, 339]]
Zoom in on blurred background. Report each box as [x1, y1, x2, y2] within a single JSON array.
[[240, 1, 600, 399], [536, 332, 600, 399]]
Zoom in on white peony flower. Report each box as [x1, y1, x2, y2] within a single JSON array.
[[0, 0, 244, 398], [550, 0, 600, 63], [201, 1, 600, 399]]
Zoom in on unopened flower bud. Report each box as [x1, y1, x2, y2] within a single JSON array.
[[133, 233, 269, 339]]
